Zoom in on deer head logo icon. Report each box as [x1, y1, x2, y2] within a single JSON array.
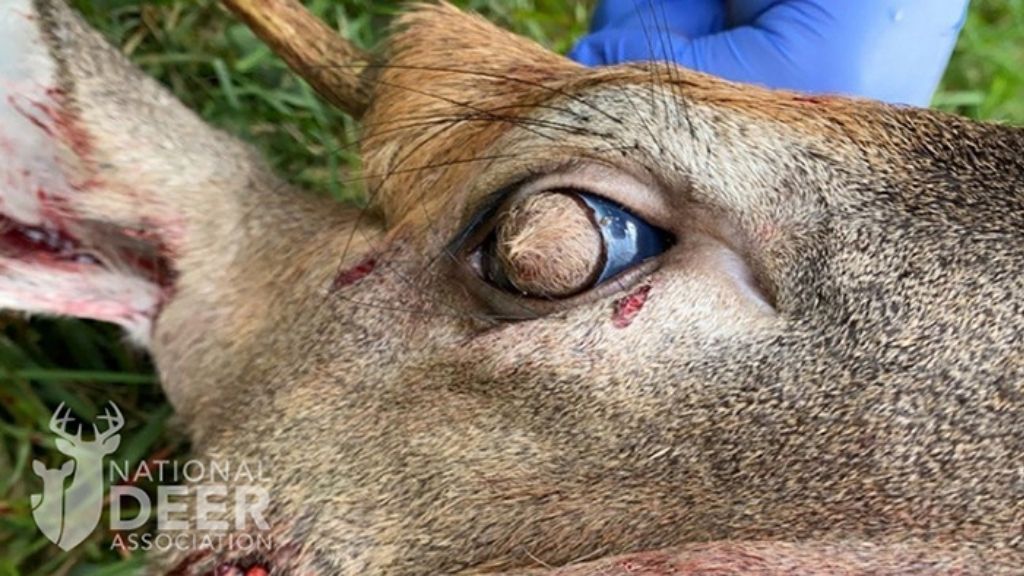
[[31, 402, 123, 551]]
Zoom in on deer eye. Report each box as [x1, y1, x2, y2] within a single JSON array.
[[475, 190, 671, 298]]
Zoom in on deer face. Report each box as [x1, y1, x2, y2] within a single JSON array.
[[3, 1, 1022, 574]]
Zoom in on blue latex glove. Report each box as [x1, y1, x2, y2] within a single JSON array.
[[570, 1, 969, 106]]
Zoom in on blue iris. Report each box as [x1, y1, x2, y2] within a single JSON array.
[[577, 193, 671, 284]]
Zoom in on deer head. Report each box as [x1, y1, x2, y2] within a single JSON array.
[[2, 0, 1022, 574], [30, 459, 76, 547]]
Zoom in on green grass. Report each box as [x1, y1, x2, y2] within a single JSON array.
[[1, 1, 1021, 574], [936, 0, 1024, 121]]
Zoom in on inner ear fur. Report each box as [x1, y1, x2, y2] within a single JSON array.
[[0, 0, 375, 344]]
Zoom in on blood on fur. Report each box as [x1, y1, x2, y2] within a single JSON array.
[[612, 284, 651, 328], [331, 256, 376, 290], [0, 213, 177, 293], [793, 95, 833, 105], [9, 90, 93, 157], [0, 213, 93, 264]]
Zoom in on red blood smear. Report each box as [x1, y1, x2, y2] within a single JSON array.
[[7, 95, 54, 137], [0, 214, 89, 263], [213, 565, 243, 576], [35, 187, 73, 227], [9, 92, 93, 157], [0, 214, 176, 291], [53, 106, 93, 157], [332, 256, 376, 290], [793, 95, 832, 105], [612, 284, 651, 328]]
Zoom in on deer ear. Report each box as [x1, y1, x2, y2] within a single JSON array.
[[55, 438, 75, 455], [0, 0, 259, 344], [101, 435, 120, 453], [32, 460, 46, 476], [381, 2, 576, 91], [61, 459, 75, 474]]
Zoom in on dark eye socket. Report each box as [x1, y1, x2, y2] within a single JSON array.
[[472, 189, 672, 299]]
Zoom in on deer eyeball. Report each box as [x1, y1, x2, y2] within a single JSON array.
[[479, 190, 672, 299]]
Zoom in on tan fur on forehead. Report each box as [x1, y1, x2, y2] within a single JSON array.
[[361, 2, 580, 227], [581, 65, 950, 154], [360, 1, 912, 234]]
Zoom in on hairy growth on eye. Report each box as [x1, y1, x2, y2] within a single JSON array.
[[495, 192, 602, 297]]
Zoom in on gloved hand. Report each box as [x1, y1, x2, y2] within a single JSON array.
[[569, 0, 969, 106]]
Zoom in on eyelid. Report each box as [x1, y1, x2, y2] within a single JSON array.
[[449, 161, 668, 260], [513, 162, 672, 231], [453, 250, 662, 322], [448, 179, 528, 256]]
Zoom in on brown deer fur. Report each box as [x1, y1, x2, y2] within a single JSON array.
[[1, 1, 1022, 574]]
